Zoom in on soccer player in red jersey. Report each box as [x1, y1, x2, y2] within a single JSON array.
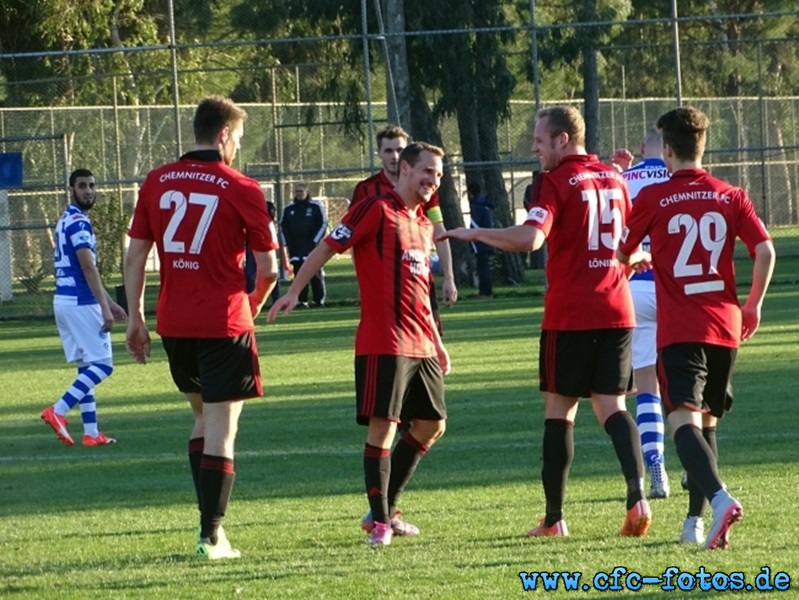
[[618, 106, 775, 549], [352, 125, 458, 314], [124, 96, 279, 560], [270, 142, 451, 546], [441, 105, 651, 539]]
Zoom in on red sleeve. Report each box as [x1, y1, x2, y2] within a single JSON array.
[[619, 192, 650, 255], [523, 174, 557, 236], [734, 189, 771, 256], [240, 179, 278, 252]]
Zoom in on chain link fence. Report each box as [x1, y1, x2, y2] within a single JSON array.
[[1, 8, 797, 317]]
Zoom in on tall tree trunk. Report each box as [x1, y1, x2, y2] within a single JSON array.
[[382, 0, 411, 128], [476, 113, 526, 284], [581, 0, 600, 154], [409, 82, 470, 285]]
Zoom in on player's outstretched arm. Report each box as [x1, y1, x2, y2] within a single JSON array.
[[268, 242, 337, 321], [439, 224, 542, 253], [741, 239, 776, 342]]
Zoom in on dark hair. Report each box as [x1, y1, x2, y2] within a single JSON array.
[[467, 182, 481, 196], [376, 125, 409, 149], [398, 141, 444, 167], [536, 105, 586, 147], [69, 168, 94, 187], [193, 96, 247, 145], [656, 106, 709, 162]]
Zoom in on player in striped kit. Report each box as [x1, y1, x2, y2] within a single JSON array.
[[41, 169, 126, 447], [619, 128, 673, 499]]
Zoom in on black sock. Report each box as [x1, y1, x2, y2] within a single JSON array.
[[364, 443, 391, 524], [188, 438, 204, 512], [687, 426, 718, 517], [199, 455, 235, 545], [604, 411, 645, 510], [703, 426, 718, 457], [388, 431, 428, 516], [542, 419, 573, 526], [674, 424, 723, 503]]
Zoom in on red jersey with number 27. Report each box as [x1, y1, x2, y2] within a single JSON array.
[[524, 154, 635, 331], [128, 151, 278, 338], [619, 168, 771, 349], [325, 191, 435, 358]]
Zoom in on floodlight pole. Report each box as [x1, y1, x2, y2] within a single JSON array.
[[671, 0, 683, 105], [168, 0, 182, 158]]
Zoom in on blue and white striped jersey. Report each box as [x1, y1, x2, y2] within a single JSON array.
[[622, 158, 670, 282], [53, 204, 98, 305]]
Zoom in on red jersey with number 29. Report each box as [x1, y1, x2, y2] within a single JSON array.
[[524, 154, 635, 331], [325, 191, 435, 358], [128, 151, 278, 338], [619, 168, 771, 349]]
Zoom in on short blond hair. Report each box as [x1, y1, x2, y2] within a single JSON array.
[[536, 106, 586, 147]]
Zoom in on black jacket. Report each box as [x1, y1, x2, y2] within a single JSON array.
[[280, 199, 328, 260]]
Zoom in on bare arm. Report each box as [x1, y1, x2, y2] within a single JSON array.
[[75, 247, 116, 332], [432, 222, 457, 305], [123, 238, 154, 363], [439, 224, 545, 253], [741, 239, 776, 341], [611, 148, 634, 172], [249, 249, 278, 318], [268, 242, 337, 320]]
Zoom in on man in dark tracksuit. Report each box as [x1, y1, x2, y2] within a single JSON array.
[[280, 182, 328, 307]]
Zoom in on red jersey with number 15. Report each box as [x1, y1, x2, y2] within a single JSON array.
[[524, 154, 635, 331], [128, 150, 278, 338], [325, 191, 435, 358], [619, 168, 771, 349]]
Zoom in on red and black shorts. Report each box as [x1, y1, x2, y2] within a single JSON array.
[[161, 331, 262, 403], [539, 328, 634, 398], [657, 342, 736, 418], [355, 354, 446, 426]]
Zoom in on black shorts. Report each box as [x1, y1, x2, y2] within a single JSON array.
[[657, 343, 736, 418], [161, 332, 262, 403], [539, 328, 634, 398], [355, 355, 446, 426]]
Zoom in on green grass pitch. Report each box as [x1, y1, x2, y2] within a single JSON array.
[[1, 257, 798, 598]]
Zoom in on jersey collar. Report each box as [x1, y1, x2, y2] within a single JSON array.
[[180, 149, 223, 162]]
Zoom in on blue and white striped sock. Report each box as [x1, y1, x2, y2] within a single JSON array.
[[80, 393, 99, 437], [636, 393, 665, 468], [54, 363, 113, 419]]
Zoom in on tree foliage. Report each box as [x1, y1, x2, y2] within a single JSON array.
[[0, 0, 235, 107]]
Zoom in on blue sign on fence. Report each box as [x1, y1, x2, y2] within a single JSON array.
[[0, 153, 23, 188]]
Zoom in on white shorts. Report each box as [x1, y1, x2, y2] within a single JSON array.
[[630, 279, 656, 370], [54, 302, 113, 364]]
